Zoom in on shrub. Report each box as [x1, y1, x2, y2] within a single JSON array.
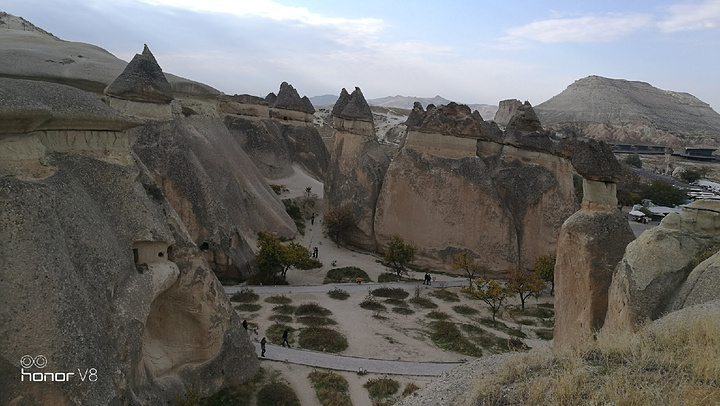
[[392, 307, 415, 315], [452, 305, 479, 315], [402, 382, 420, 397], [298, 327, 348, 353], [265, 295, 292, 304], [409, 296, 438, 309], [427, 310, 451, 320], [324, 206, 357, 245], [536, 329, 554, 340], [308, 370, 352, 406], [364, 377, 400, 399], [371, 287, 409, 299], [230, 288, 259, 303], [268, 314, 293, 323], [272, 304, 297, 315], [295, 302, 332, 317], [324, 267, 370, 284], [297, 316, 337, 326], [234, 303, 261, 312], [377, 272, 403, 283], [428, 321, 483, 357], [256, 381, 300, 406], [360, 298, 386, 312], [430, 289, 461, 302], [327, 288, 350, 300]]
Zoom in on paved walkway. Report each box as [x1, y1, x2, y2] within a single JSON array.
[[225, 279, 466, 295], [253, 342, 464, 376]]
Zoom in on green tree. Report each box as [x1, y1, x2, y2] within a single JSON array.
[[622, 153, 642, 168], [256, 231, 313, 280], [474, 278, 513, 323], [507, 268, 546, 310], [452, 251, 482, 290], [324, 205, 357, 245], [384, 235, 416, 277], [533, 254, 556, 296], [642, 180, 687, 207], [679, 167, 710, 184]]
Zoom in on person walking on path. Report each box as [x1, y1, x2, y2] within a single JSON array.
[[260, 337, 267, 357], [242, 319, 248, 330], [311, 213, 315, 225], [281, 329, 291, 347]]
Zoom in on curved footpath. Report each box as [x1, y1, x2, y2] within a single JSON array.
[[226, 280, 467, 376], [250, 342, 464, 376]]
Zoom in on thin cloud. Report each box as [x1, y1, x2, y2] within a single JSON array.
[[496, 13, 653, 48], [135, 0, 385, 40], [657, 0, 720, 32]]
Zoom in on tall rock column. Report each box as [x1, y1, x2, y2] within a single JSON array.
[[324, 87, 389, 249], [554, 139, 635, 348]]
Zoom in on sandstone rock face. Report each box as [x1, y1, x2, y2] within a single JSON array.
[[493, 99, 523, 127], [554, 137, 635, 348], [325, 87, 390, 249], [266, 82, 315, 123], [604, 200, 720, 333], [0, 81, 257, 404], [131, 116, 298, 281], [224, 115, 330, 181], [374, 102, 577, 273], [553, 181, 635, 348], [535, 75, 720, 148]]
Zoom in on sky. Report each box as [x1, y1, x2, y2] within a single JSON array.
[[3, 0, 720, 109]]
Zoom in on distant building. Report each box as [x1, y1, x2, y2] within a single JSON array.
[[675, 147, 717, 161], [609, 143, 667, 155]]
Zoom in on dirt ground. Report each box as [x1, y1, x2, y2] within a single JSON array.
[[231, 167, 555, 406]]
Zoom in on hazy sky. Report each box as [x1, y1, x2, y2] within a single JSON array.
[[4, 0, 720, 108]]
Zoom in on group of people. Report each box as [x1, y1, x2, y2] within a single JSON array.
[[254, 324, 291, 357], [423, 273, 433, 285]]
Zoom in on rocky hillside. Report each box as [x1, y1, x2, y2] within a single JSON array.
[[535, 75, 720, 148]]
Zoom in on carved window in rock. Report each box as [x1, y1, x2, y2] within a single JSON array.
[[132, 241, 169, 265]]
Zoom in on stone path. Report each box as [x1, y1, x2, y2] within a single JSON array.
[[252, 342, 464, 376]]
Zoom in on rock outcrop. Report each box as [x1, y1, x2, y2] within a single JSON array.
[[0, 12, 218, 97], [104, 44, 173, 104], [265, 82, 315, 123], [131, 116, 298, 282], [374, 101, 576, 273], [604, 200, 720, 333], [535, 75, 720, 148], [554, 138, 635, 348], [325, 87, 390, 249], [0, 78, 257, 404]]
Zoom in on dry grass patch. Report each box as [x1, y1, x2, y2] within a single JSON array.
[[473, 315, 720, 405], [234, 303, 262, 312], [231, 288, 259, 303], [298, 327, 348, 353], [428, 320, 483, 357], [392, 307, 415, 315], [327, 287, 350, 300], [371, 287, 409, 299], [272, 304, 297, 315], [452, 305, 479, 315], [256, 381, 300, 406], [264, 295, 292, 304], [364, 377, 400, 400], [409, 296, 438, 309], [427, 310, 451, 320], [430, 289, 460, 302], [268, 314, 293, 323], [308, 370, 351, 406], [295, 302, 332, 317]]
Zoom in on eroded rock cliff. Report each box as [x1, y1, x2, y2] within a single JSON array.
[[0, 78, 258, 404], [374, 102, 576, 273]]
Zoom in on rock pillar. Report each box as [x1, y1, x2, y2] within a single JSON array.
[[554, 139, 635, 348]]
